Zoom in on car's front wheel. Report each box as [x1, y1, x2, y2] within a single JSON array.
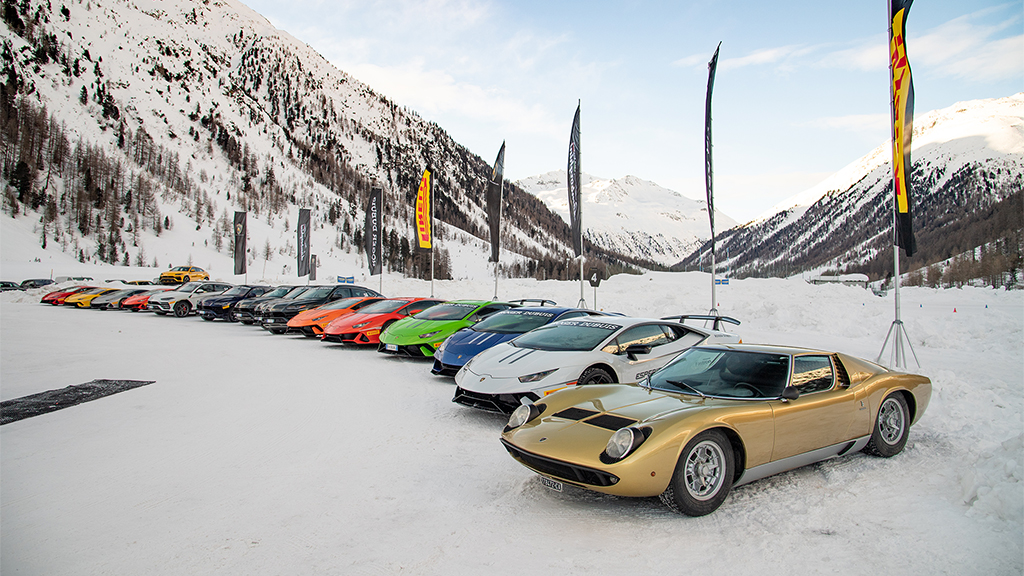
[[864, 393, 910, 457], [173, 301, 191, 318], [660, 429, 734, 516], [578, 366, 614, 385]]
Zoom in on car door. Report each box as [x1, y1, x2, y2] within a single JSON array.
[[768, 355, 859, 461]]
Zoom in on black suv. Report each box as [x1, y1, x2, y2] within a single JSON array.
[[261, 285, 383, 334], [198, 285, 274, 321]]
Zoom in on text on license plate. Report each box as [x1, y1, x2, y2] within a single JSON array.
[[539, 476, 563, 492], [385, 344, 398, 352]]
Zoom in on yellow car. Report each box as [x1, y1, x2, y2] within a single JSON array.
[[159, 266, 210, 284], [500, 343, 931, 516], [63, 287, 119, 308]]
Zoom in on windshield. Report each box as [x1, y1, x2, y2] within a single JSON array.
[[260, 287, 290, 299], [649, 348, 790, 399], [413, 303, 478, 321], [295, 287, 334, 300], [357, 299, 411, 315], [473, 310, 556, 334], [220, 286, 250, 297], [171, 266, 188, 272], [319, 297, 366, 311], [283, 287, 311, 299], [177, 282, 202, 292], [512, 320, 620, 352]]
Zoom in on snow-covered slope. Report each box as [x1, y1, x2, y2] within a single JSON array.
[[519, 171, 738, 267], [681, 93, 1024, 276]]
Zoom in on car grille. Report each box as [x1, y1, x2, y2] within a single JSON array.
[[431, 359, 461, 377], [500, 439, 619, 487], [377, 343, 431, 357]]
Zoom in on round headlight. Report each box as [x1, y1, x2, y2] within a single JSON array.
[[605, 427, 645, 460], [507, 403, 542, 430]]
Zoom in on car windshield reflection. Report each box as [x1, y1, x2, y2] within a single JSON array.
[[473, 310, 556, 334], [512, 320, 619, 352], [649, 348, 790, 399]]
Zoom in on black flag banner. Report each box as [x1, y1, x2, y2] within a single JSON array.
[[705, 42, 721, 255], [365, 187, 383, 276], [567, 104, 582, 257], [297, 208, 311, 277], [487, 142, 506, 263], [233, 211, 247, 275], [889, 0, 916, 257]]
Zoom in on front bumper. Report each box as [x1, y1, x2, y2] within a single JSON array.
[[452, 386, 540, 414]]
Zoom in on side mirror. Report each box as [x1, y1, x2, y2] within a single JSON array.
[[625, 344, 653, 361], [781, 386, 800, 401]]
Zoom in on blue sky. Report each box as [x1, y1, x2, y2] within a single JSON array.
[[241, 0, 1022, 222]]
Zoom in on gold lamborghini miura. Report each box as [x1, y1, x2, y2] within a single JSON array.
[[500, 343, 931, 516]]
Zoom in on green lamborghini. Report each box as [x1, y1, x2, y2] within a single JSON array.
[[377, 300, 518, 358]]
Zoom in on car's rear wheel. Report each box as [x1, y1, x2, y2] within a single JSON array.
[[173, 301, 191, 318], [578, 366, 614, 385], [660, 429, 734, 516], [864, 393, 910, 457]]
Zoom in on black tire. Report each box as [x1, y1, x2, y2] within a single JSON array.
[[173, 301, 191, 318], [578, 366, 615, 385], [202, 316, 214, 321], [183, 276, 190, 282], [660, 429, 734, 516], [864, 393, 910, 457]]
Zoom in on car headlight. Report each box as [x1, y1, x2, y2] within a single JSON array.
[[506, 402, 544, 431], [605, 427, 646, 460], [352, 321, 370, 329], [518, 369, 557, 383], [311, 315, 328, 322], [419, 330, 441, 339]]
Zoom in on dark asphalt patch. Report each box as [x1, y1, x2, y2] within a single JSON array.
[[1, 380, 155, 425]]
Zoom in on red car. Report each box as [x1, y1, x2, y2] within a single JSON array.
[[41, 286, 92, 305], [121, 287, 173, 312], [321, 297, 445, 345], [285, 296, 385, 338]]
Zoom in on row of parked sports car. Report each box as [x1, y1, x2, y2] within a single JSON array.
[[37, 280, 932, 516]]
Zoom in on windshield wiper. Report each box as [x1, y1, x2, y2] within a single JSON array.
[[665, 379, 706, 400]]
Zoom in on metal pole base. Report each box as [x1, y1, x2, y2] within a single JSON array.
[[876, 319, 920, 370]]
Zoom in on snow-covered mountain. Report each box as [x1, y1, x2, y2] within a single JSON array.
[[678, 93, 1024, 278], [519, 171, 737, 267], [0, 0, 655, 285]]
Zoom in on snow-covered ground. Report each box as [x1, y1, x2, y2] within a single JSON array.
[[1, 262, 1021, 575]]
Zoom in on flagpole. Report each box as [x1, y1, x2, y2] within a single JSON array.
[[430, 168, 435, 298], [877, 0, 919, 370], [705, 43, 721, 316], [577, 100, 586, 308]]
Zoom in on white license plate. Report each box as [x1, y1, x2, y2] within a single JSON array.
[[539, 476, 563, 492], [385, 344, 398, 352]]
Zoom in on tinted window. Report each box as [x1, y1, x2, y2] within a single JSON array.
[[405, 300, 443, 315], [650, 349, 790, 399], [473, 310, 556, 334], [358, 299, 413, 314], [791, 356, 835, 394], [320, 297, 367, 311], [603, 324, 672, 354], [513, 320, 620, 352], [415, 303, 479, 321]]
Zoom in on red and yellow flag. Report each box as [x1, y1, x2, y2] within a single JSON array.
[[889, 0, 916, 256], [414, 168, 432, 252]]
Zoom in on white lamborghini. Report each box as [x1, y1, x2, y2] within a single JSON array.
[[453, 315, 741, 414]]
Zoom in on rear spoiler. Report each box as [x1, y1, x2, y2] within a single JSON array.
[[661, 314, 741, 331], [508, 298, 557, 307]]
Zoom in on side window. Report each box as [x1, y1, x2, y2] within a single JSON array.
[[333, 288, 352, 298], [791, 356, 835, 394], [557, 311, 591, 321], [406, 301, 439, 315], [475, 305, 506, 319], [610, 324, 672, 354]]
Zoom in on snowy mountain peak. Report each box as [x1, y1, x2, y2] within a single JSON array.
[[518, 171, 737, 267]]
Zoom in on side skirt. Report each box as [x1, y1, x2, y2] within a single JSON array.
[[734, 435, 871, 488]]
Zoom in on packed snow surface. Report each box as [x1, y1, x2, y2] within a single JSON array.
[[1, 261, 1021, 575]]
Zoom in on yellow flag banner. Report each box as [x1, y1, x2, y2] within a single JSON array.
[[889, 0, 916, 256], [415, 168, 432, 252]]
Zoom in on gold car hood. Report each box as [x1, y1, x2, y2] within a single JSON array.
[[539, 383, 708, 426]]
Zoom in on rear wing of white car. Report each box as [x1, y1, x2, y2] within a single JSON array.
[[661, 314, 741, 332]]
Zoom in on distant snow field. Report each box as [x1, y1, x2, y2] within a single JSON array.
[[1, 264, 1020, 575]]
